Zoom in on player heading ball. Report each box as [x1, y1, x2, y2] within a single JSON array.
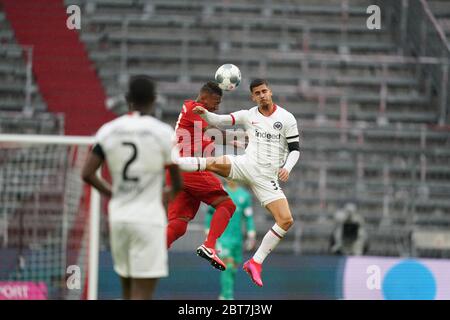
[[177, 79, 300, 287]]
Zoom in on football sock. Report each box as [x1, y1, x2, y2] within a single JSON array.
[[253, 223, 287, 264], [204, 199, 236, 249], [167, 218, 188, 248], [176, 157, 207, 172]]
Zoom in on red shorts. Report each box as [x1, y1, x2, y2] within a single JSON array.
[[166, 171, 228, 221]]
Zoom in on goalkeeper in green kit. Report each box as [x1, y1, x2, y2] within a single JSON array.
[[204, 179, 256, 300]]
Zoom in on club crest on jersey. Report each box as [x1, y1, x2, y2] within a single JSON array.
[[273, 122, 283, 130]]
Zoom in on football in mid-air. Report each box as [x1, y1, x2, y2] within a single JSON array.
[[215, 64, 241, 91]]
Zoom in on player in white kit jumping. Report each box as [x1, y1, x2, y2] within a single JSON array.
[[177, 79, 300, 287], [82, 75, 182, 299]]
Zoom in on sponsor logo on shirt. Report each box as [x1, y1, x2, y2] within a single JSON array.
[[255, 129, 281, 141]]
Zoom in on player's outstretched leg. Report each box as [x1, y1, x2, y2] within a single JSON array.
[[176, 156, 231, 177], [166, 217, 188, 248], [243, 198, 294, 287], [176, 157, 207, 172], [176, 156, 234, 270], [166, 191, 200, 248], [197, 197, 236, 271], [243, 258, 264, 287]]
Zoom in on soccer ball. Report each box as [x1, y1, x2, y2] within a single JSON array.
[[215, 64, 241, 91]]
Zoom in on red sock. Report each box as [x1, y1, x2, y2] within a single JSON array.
[[167, 218, 188, 248], [204, 199, 236, 249]]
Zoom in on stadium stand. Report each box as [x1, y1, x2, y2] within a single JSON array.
[[429, 0, 450, 42], [0, 4, 64, 134], [59, 0, 450, 257], [1, 0, 114, 135], [1, 0, 450, 277], [0, 1, 96, 299]]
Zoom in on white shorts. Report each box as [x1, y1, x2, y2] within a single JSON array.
[[226, 155, 286, 207], [109, 221, 168, 278]]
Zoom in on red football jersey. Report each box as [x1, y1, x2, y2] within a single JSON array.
[[175, 100, 214, 157]]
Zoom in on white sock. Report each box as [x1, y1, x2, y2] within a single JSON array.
[[176, 157, 207, 172], [253, 224, 287, 264]]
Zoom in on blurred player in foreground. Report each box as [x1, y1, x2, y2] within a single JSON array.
[[166, 82, 237, 271], [177, 79, 300, 287], [82, 75, 182, 299], [204, 179, 256, 300]]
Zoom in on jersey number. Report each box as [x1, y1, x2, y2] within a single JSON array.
[[270, 180, 279, 191], [122, 142, 139, 182]]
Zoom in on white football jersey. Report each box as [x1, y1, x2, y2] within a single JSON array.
[[230, 105, 299, 170], [95, 111, 175, 225]]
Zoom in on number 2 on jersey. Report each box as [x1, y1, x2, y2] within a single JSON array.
[[122, 142, 139, 182]]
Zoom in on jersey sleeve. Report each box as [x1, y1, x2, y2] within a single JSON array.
[[230, 109, 249, 126], [183, 103, 209, 128], [181, 103, 193, 121], [94, 122, 112, 152], [285, 114, 300, 144], [92, 144, 105, 159]]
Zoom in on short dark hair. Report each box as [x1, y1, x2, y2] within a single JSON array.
[[126, 75, 156, 107], [249, 78, 269, 92], [200, 81, 223, 97]]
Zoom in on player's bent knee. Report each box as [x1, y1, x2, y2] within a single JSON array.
[[215, 198, 236, 217], [228, 199, 236, 212], [168, 217, 189, 237], [288, 217, 294, 227], [279, 217, 294, 230], [224, 199, 236, 215]]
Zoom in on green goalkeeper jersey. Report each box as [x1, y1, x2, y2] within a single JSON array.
[[205, 186, 255, 244]]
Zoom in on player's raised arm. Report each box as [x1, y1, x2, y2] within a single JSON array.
[[203, 126, 247, 150], [193, 107, 249, 127]]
